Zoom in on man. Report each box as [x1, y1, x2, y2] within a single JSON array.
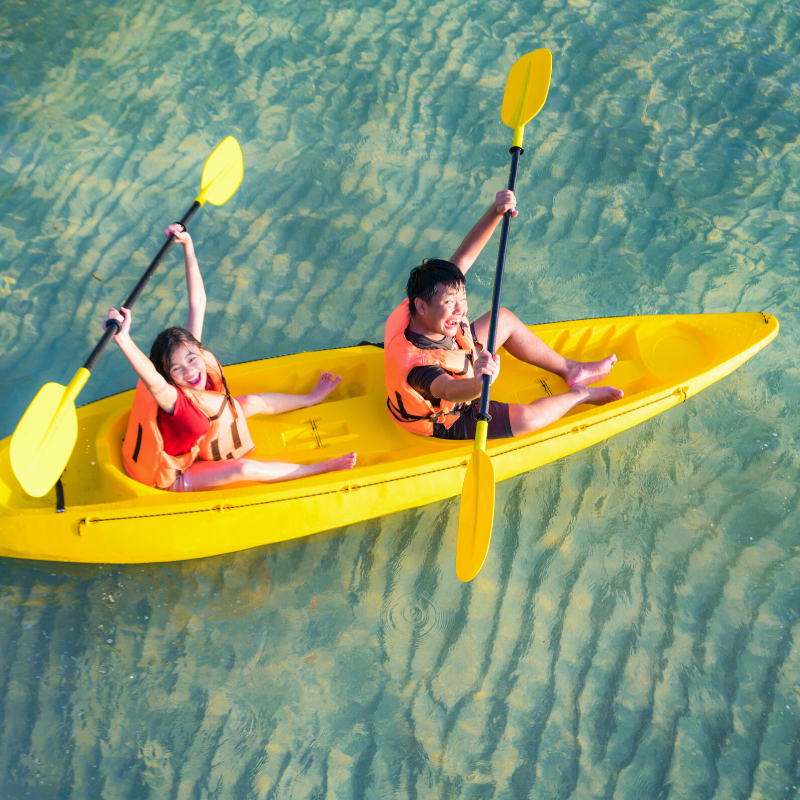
[[384, 190, 623, 440]]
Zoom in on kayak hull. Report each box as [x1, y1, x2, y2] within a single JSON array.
[[0, 312, 778, 563]]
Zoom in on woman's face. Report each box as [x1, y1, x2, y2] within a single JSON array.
[[168, 342, 207, 390]]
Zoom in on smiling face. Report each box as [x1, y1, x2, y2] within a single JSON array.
[[411, 283, 468, 339], [168, 342, 207, 390]]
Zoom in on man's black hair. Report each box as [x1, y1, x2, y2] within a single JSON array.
[[406, 258, 465, 315]]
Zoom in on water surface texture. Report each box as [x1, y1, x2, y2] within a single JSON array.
[[1, 0, 799, 797]]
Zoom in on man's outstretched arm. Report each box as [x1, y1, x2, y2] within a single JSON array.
[[449, 190, 517, 275]]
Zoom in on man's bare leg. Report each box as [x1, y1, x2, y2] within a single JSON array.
[[507, 384, 623, 437], [471, 307, 617, 387]]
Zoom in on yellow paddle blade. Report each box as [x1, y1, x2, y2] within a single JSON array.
[[10, 368, 90, 497], [501, 48, 552, 149], [456, 447, 495, 582], [196, 136, 244, 207]]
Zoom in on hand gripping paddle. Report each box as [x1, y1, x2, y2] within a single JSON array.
[[10, 136, 244, 498], [455, 49, 552, 582]]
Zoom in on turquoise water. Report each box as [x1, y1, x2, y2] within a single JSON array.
[[1, 0, 799, 796]]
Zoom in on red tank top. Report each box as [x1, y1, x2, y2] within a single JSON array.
[[156, 378, 212, 456]]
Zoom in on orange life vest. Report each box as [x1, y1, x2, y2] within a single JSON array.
[[384, 299, 478, 436], [122, 350, 255, 490]]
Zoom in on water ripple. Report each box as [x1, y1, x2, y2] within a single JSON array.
[[380, 589, 454, 651]]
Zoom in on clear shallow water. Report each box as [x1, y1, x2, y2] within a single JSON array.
[[1, 0, 799, 797]]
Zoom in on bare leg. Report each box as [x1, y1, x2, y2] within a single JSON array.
[[182, 452, 357, 492], [237, 372, 342, 417], [471, 307, 617, 386], [507, 385, 624, 437]]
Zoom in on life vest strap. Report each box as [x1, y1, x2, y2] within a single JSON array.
[[221, 374, 239, 417], [207, 395, 228, 422], [450, 353, 472, 377], [386, 393, 468, 425], [231, 419, 242, 450], [132, 424, 143, 463]]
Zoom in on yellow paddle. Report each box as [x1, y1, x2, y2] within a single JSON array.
[[10, 136, 244, 498], [455, 49, 552, 582]]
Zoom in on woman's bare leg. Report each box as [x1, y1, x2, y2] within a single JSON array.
[[181, 452, 357, 492], [507, 384, 623, 437], [237, 372, 342, 417], [471, 307, 617, 386]]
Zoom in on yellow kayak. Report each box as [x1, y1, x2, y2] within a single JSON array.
[[0, 312, 778, 564]]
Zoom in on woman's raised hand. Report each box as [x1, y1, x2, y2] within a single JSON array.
[[104, 306, 132, 340], [164, 223, 191, 246]]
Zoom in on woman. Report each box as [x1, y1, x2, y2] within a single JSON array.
[[105, 223, 356, 492]]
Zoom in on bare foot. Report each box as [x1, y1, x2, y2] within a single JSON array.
[[307, 372, 342, 405], [580, 385, 624, 405], [564, 355, 617, 388], [325, 452, 357, 472]]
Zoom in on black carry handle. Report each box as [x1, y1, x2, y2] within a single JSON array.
[[477, 146, 522, 421], [87, 200, 201, 371]]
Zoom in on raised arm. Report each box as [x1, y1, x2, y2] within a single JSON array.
[[448, 190, 518, 275], [165, 223, 206, 341], [104, 307, 179, 414]]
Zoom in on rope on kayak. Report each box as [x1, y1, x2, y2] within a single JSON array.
[[500, 385, 690, 458], [76, 385, 688, 528], [78, 460, 466, 528]]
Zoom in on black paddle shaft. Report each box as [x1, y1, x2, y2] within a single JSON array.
[[477, 146, 522, 422], [83, 200, 201, 372]]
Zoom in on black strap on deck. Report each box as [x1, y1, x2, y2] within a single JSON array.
[[55, 478, 65, 513]]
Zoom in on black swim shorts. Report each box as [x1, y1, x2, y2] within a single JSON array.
[[432, 400, 513, 440]]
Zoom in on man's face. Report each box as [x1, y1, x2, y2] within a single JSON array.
[[414, 283, 468, 338]]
